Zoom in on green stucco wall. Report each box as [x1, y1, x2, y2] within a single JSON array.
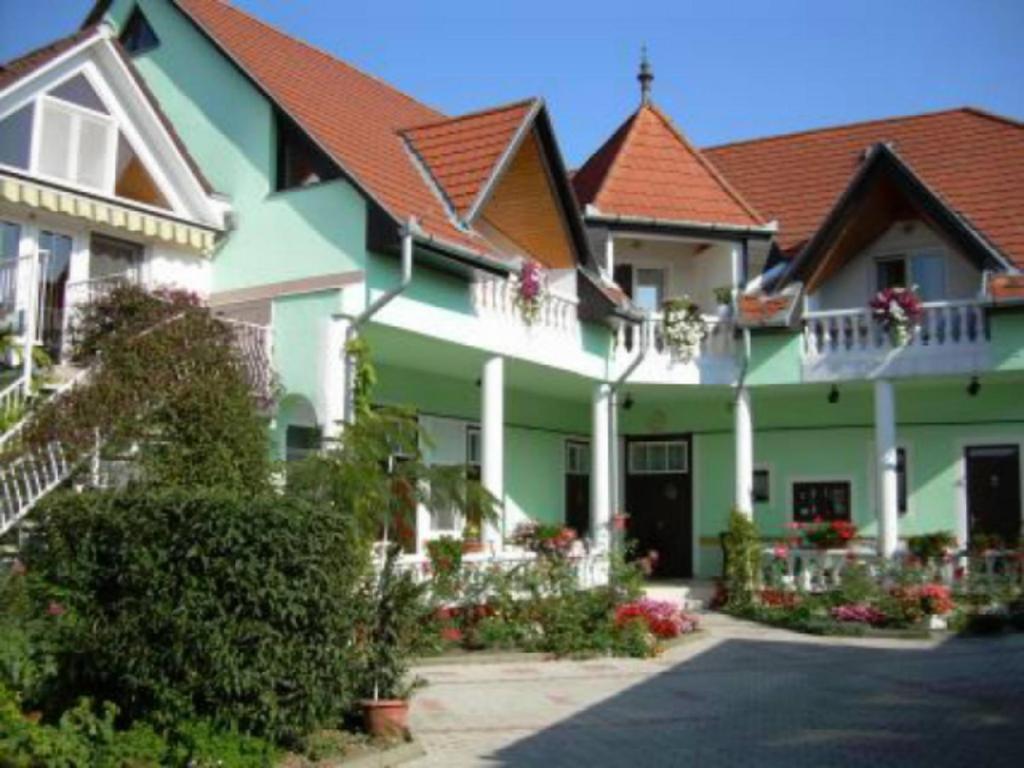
[[992, 311, 1024, 371], [746, 330, 801, 386], [105, 0, 367, 291]]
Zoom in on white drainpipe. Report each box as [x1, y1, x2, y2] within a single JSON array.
[[607, 313, 650, 542], [343, 217, 416, 424]]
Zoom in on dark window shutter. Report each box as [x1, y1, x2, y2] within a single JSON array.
[[613, 264, 634, 298]]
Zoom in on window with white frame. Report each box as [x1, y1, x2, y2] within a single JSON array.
[[753, 467, 770, 503], [629, 440, 687, 474], [875, 251, 946, 301], [793, 481, 851, 522], [566, 440, 590, 475], [634, 268, 665, 312]]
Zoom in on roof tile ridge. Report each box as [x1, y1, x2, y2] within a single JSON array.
[[959, 106, 1024, 130], [646, 103, 766, 225], [400, 97, 540, 135], [177, 0, 444, 119], [704, 107, 985, 152]]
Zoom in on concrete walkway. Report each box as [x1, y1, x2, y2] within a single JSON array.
[[408, 613, 1024, 767]]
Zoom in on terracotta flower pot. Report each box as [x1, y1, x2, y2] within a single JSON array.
[[461, 540, 484, 554], [362, 698, 409, 739]]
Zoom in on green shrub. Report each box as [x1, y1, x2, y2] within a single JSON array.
[[25, 487, 370, 743], [906, 532, 958, 561], [0, 566, 58, 708], [722, 509, 761, 608]]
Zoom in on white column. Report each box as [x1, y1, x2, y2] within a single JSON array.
[[734, 386, 753, 517], [603, 230, 615, 279], [874, 378, 899, 557], [591, 382, 612, 551], [481, 355, 504, 550], [321, 314, 351, 442]]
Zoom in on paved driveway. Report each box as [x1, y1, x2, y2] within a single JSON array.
[[408, 613, 1024, 767]]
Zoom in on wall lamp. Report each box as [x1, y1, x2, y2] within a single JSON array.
[[622, 393, 635, 410], [828, 384, 840, 404], [966, 376, 981, 397]]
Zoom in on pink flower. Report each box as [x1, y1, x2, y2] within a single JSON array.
[[772, 544, 789, 559], [47, 601, 66, 617]]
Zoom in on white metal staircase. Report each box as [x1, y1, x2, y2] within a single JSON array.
[[0, 368, 91, 539]]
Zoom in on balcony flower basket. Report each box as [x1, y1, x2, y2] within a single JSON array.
[[512, 521, 577, 558], [870, 286, 923, 346], [515, 260, 545, 325], [661, 298, 707, 362]]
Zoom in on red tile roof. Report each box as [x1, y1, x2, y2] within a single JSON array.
[[706, 108, 1024, 268], [403, 100, 538, 219], [572, 103, 764, 228], [173, 0, 521, 258], [0, 26, 97, 92]]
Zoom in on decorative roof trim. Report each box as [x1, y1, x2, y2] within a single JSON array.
[[780, 143, 1014, 288]]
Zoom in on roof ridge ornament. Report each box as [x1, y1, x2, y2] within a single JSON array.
[[638, 45, 653, 105]]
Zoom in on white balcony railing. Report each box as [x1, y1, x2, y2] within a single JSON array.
[[802, 300, 990, 380], [616, 312, 735, 361], [471, 278, 579, 334]]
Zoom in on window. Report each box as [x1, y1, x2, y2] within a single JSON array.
[[793, 481, 851, 523], [466, 426, 481, 481], [753, 468, 770, 503], [876, 252, 946, 301], [37, 231, 73, 354], [629, 440, 687, 474], [49, 74, 108, 114], [36, 95, 116, 192], [634, 268, 665, 312], [876, 257, 907, 291], [89, 235, 143, 281], [275, 114, 337, 191], [120, 7, 160, 55], [285, 424, 320, 462], [0, 104, 34, 170], [0, 221, 20, 315], [896, 447, 908, 515], [114, 131, 170, 209], [566, 441, 590, 475]]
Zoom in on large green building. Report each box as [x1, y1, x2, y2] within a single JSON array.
[[2, 0, 1021, 579]]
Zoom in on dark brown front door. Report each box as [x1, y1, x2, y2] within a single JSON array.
[[565, 440, 590, 538], [966, 445, 1021, 548], [624, 435, 692, 578]]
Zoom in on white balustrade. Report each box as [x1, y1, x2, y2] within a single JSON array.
[[471, 277, 580, 334], [615, 312, 735, 362], [803, 301, 989, 358]]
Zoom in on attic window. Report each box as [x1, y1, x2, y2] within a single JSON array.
[[120, 7, 160, 55], [275, 114, 337, 191]]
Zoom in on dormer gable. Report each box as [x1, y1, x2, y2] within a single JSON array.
[[0, 26, 224, 230]]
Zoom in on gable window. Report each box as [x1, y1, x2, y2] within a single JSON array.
[[36, 80, 116, 192], [875, 252, 946, 301], [120, 7, 160, 56], [792, 480, 851, 523], [634, 268, 665, 312], [0, 104, 35, 170], [275, 114, 337, 191]]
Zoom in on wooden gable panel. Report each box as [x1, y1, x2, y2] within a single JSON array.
[[478, 130, 576, 269]]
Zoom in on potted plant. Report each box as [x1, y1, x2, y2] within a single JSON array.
[[515, 260, 545, 325], [870, 286, 923, 346], [713, 285, 733, 319], [461, 518, 485, 554], [511, 521, 578, 558], [794, 519, 857, 550], [661, 297, 707, 362], [359, 544, 423, 739], [906, 531, 958, 562]]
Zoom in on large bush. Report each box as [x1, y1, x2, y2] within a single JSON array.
[[24, 488, 370, 743], [20, 285, 271, 493]]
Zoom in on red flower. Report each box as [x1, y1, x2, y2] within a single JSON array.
[[441, 627, 463, 643]]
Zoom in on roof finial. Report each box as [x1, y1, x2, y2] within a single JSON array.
[[638, 45, 654, 105]]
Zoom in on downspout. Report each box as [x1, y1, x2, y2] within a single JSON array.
[[607, 312, 650, 549], [344, 217, 417, 424]]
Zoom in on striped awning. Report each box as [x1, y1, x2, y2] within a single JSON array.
[[0, 173, 217, 255]]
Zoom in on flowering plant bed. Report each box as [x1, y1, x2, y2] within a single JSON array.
[[614, 599, 700, 639], [515, 260, 545, 325], [870, 286, 923, 346]]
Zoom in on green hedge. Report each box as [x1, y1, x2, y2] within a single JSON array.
[[25, 488, 370, 743]]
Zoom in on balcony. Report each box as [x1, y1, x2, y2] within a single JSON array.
[[802, 300, 990, 381], [471, 277, 580, 337], [615, 312, 737, 384]]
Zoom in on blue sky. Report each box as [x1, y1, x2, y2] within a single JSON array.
[[2, 1, 1022, 165]]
